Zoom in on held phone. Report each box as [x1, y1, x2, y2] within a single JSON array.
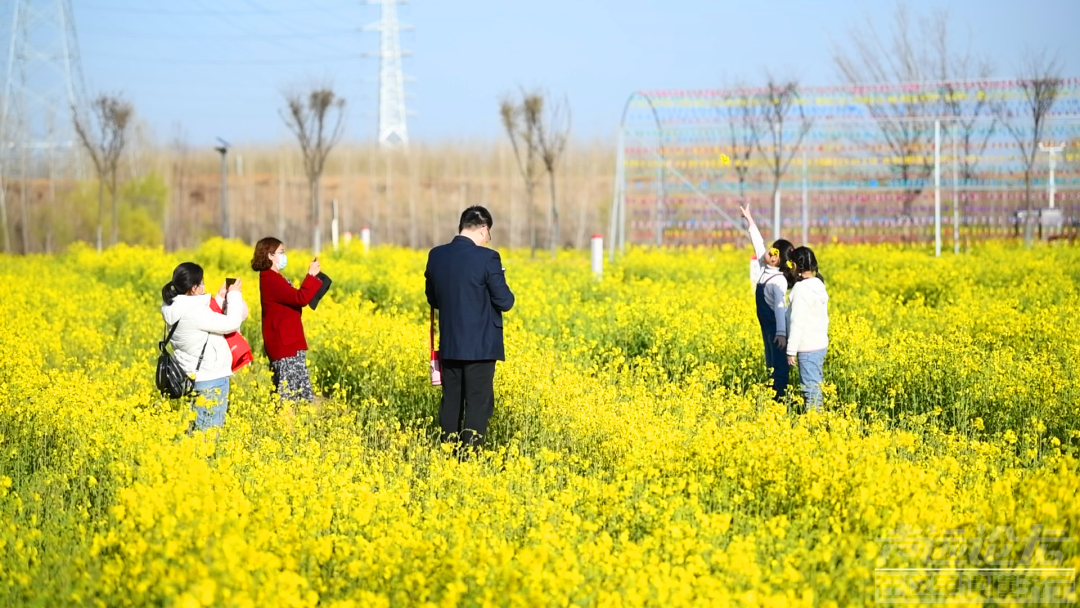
[[222, 278, 237, 314]]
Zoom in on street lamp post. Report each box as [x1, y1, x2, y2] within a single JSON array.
[[215, 137, 231, 239], [1039, 141, 1065, 210]]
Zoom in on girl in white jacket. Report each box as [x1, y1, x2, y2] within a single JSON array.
[[785, 247, 828, 412], [161, 262, 248, 431]]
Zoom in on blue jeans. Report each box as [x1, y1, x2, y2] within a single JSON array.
[[191, 377, 230, 431], [797, 349, 827, 412]]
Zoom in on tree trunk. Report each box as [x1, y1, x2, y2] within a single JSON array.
[[18, 153, 29, 254], [0, 177, 10, 253], [277, 153, 285, 240], [771, 180, 781, 242], [430, 158, 439, 247], [96, 179, 104, 252], [576, 153, 591, 250], [900, 186, 915, 245], [367, 150, 378, 245], [527, 180, 536, 259], [311, 176, 322, 255], [502, 147, 515, 250], [162, 162, 173, 252], [385, 154, 393, 245], [1023, 168, 1033, 248], [110, 169, 119, 246], [548, 170, 559, 259], [407, 152, 417, 249]]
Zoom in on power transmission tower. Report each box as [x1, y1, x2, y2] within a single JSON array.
[[0, 0, 89, 253], [364, 0, 411, 148]]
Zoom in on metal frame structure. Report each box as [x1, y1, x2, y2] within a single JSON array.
[[610, 79, 1080, 253]]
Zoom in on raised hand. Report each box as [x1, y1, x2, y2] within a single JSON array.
[[308, 258, 321, 277], [739, 205, 753, 223]]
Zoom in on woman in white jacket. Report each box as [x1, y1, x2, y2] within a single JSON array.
[[161, 262, 249, 431], [785, 247, 829, 412]]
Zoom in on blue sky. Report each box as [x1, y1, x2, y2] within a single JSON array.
[[64, 0, 1079, 145]]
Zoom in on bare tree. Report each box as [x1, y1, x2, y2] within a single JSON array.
[[994, 50, 1062, 247], [931, 16, 994, 181], [0, 152, 9, 252], [500, 89, 542, 257], [531, 92, 571, 258], [833, 1, 938, 223], [721, 85, 764, 206], [755, 75, 813, 240], [166, 124, 191, 251], [929, 11, 995, 227], [280, 86, 346, 255], [73, 94, 133, 252], [407, 148, 418, 249]]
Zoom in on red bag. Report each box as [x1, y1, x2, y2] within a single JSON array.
[[209, 297, 254, 372], [429, 307, 441, 386]]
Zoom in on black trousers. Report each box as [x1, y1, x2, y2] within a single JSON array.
[[439, 359, 497, 446]]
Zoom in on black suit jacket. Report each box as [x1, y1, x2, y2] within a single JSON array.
[[425, 236, 515, 361]]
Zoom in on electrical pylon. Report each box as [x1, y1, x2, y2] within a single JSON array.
[[364, 0, 411, 148], [0, 0, 89, 253]]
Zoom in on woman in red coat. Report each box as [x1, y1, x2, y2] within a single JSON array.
[[251, 237, 322, 403]]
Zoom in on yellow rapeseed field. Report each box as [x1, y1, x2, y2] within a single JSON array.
[[1, 238, 1078, 607]]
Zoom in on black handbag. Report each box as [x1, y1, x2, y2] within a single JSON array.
[[156, 321, 208, 399], [308, 272, 333, 310]]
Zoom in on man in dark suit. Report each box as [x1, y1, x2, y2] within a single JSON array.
[[425, 206, 515, 450]]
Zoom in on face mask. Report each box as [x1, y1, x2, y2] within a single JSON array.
[[277, 253, 288, 270]]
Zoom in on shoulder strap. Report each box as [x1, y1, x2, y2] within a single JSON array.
[[160, 321, 180, 352], [759, 272, 785, 286], [163, 321, 180, 342], [194, 335, 209, 373], [164, 319, 210, 374]]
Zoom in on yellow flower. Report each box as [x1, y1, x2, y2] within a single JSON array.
[[1, 240, 1077, 607]]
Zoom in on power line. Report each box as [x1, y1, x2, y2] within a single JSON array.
[[84, 52, 362, 65], [80, 28, 358, 40], [79, 2, 355, 16], [237, 0, 355, 56], [181, 0, 335, 58], [77, 1, 364, 79]]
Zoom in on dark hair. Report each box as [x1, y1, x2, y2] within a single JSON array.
[[790, 246, 824, 285], [162, 262, 204, 305], [772, 238, 796, 288], [252, 237, 283, 272], [458, 206, 493, 232]]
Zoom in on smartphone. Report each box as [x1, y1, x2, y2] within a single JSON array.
[[225, 277, 237, 289]]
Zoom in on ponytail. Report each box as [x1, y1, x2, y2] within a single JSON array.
[[162, 262, 204, 305], [162, 281, 179, 306], [772, 239, 796, 289], [790, 246, 821, 283]]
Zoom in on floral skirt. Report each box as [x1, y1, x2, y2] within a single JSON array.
[[270, 350, 315, 403]]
